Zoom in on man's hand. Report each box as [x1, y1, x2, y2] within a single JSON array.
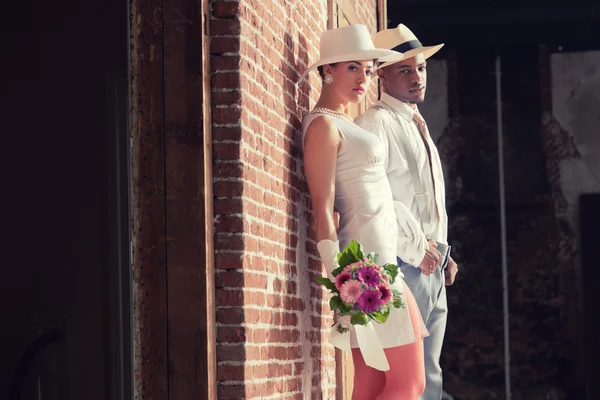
[[444, 257, 458, 286], [418, 239, 441, 276]]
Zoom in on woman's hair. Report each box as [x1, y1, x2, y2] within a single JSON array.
[[317, 63, 337, 80]]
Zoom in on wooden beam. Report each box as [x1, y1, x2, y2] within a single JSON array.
[[130, 0, 168, 398], [162, 0, 214, 398], [377, 0, 387, 30], [202, 0, 217, 397]]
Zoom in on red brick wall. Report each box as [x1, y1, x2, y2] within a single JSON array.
[[210, 1, 379, 398]]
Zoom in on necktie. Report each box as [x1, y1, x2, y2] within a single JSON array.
[[412, 109, 429, 138], [413, 110, 441, 223]]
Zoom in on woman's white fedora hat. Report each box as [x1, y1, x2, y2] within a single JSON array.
[[374, 24, 444, 69], [299, 24, 404, 81]]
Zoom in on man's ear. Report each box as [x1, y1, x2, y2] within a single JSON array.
[[377, 68, 386, 83]]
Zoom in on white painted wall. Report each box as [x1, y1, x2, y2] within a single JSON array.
[[419, 59, 449, 142], [551, 51, 600, 222]]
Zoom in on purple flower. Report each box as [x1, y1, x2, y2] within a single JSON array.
[[340, 280, 363, 304], [357, 266, 381, 287], [335, 272, 352, 290], [357, 289, 384, 313], [378, 284, 392, 304]]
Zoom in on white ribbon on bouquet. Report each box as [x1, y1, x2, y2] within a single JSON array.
[[330, 316, 390, 371]]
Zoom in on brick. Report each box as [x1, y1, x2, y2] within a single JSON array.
[[267, 362, 292, 376], [217, 384, 245, 400], [245, 273, 268, 289], [217, 326, 246, 343], [245, 290, 266, 306], [213, 162, 242, 180], [216, 289, 244, 307], [211, 55, 241, 72], [210, 19, 241, 36], [250, 328, 267, 343], [214, 252, 243, 270], [247, 363, 268, 380], [211, 72, 240, 89], [248, 346, 265, 362], [212, 126, 242, 142], [210, 37, 240, 54], [213, 180, 243, 197], [216, 344, 245, 362], [217, 364, 244, 381], [287, 378, 301, 392], [215, 214, 244, 233], [284, 312, 298, 326], [244, 308, 261, 324], [212, 105, 242, 125], [216, 308, 245, 324], [211, 90, 242, 106], [215, 271, 245, 288], [212, 1, 240, 18], [214, 233, 244, 251]]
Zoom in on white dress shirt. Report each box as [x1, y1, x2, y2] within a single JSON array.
[[355, 92, 448, 268]]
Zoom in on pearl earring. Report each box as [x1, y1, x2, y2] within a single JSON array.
[[324, 74, 334, 84]]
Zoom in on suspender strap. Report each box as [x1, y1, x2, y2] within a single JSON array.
[[371, 103, 434, 236]]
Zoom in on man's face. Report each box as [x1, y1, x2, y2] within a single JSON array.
[[378, 53, 427, 104]]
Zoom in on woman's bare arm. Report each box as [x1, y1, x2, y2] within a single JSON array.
[[303, 116, 341, 243]]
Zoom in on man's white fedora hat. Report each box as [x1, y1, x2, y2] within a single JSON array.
[[299, 24, 404, 81], [374, 24, 444, 69]]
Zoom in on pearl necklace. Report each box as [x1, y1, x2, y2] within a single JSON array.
[[310, 107, 354, 123]]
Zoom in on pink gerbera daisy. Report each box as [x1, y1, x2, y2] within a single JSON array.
[[357, 289, 384, 313], [378, 284, 392, 304], [334, 272, 351, 290], [339, 280, 363, 304], [357, 266, 381, 287], [344, 261, 363, 274]]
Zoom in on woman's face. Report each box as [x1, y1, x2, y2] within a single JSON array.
[[324, 60, 375, 104]]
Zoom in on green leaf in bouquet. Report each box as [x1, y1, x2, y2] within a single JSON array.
[[366, 252, 379, 264], [392, 293, 405, 309], [331, 265, 345, 278], [370, 306, 391, 323], [382, 263, 399, 284], [338, 301, 353, 314], [329, 296, 343, 311], [337, 240, 364, 268], [315, 277, 339, 293], [350, 312, 369, 326]]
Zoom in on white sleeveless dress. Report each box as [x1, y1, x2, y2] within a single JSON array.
[[303, 112, 428, 350]]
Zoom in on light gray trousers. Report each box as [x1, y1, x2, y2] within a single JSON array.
[[399, 259, 448, 400]]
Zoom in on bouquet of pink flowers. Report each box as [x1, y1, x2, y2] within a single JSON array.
[[316, 240, 405, 330]]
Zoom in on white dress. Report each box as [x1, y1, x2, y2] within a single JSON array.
[[302, 112, 428, 353]]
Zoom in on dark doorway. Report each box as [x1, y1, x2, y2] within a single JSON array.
[[580, 193, 600, 400], [1, 0, 131, 399]]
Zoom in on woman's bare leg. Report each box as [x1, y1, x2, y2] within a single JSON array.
[[351, 348, 386, 400], [377, 285, 426, 400]]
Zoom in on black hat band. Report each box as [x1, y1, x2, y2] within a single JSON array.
[[391, 40, 422, 54]]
